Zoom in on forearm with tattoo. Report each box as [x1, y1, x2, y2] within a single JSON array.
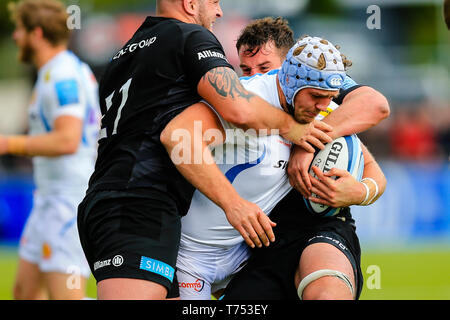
[[201, 67, 255, 102]]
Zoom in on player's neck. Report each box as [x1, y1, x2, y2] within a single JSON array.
[[157, 4, 196, 25], [276, 75, 289, 113], [33, 44, 67, 70]]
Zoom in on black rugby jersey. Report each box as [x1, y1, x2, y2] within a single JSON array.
[[87, 17, 233, 215]]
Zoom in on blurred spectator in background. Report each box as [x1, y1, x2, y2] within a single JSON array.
[[389, 105, 442, 161], [3, 0, 100, 300], [437, 111, 450, 160]]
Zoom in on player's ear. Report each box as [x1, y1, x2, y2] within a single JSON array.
[[183, 0, 197, 16], [29, 26, 44, 43]]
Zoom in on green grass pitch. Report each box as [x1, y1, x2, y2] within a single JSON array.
[[0, 246, 97, 300], [359, 248, 450, 300], [0, 246, 449, 300]]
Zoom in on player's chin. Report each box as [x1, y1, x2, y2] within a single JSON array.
[[298, 115, 316, 124], [295, 111, 316, 124], [18, 51, 29, 63], [18, 46, 33, 63]]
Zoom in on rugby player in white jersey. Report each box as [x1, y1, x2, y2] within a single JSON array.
[[237, 17, 389, 194], [223, 19, 389, 300], [1, 0, 100, 300], [163, 35, 387, 299]]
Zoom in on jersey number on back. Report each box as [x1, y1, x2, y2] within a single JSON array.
[[100, 78, 132, 140]]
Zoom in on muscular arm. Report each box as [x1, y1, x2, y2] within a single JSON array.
[[0, 115, 83, 157], [358, 144, 387, 204], [197, 67, 332, 148], [160, 102, 276, 249], [323, 86, 390, 140]]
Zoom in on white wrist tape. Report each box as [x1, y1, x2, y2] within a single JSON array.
[[359, 181, 370, 206], [361, 178, 379, 205]]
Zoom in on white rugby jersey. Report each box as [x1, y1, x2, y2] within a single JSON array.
[[28, 51, 100, 195], [181, 70, 293, 248], [181, 69, 342, 248]]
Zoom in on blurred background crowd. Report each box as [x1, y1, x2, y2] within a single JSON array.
[[0, 0, 448, 161], [0, 0, 449, 299]]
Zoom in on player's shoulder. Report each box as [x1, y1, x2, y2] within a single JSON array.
[[333, 75, 365, 105], [149, 17, 210, 37], [140, 17, 218, 44], [240, 69, 276, 84], [174, 20, 211, 33], [342, 75, 359, 91], [177, 21, 221, 44], [45, 51, 84, 82], [240, 69, 278, 83], [39, 52, 90, 108], [240, 69, 279, 97]]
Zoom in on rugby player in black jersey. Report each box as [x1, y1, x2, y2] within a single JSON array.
[[77, 1, 333, 300]]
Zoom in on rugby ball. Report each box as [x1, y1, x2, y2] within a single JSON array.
[[304, 134, 364, 217]]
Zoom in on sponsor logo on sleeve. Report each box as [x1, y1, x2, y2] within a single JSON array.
[[139, 256, 175, 282], [94, 255, 124, 271], [197, 50, 228, 62]]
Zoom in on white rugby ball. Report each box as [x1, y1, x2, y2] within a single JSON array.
[[304, 134, 364, 217]]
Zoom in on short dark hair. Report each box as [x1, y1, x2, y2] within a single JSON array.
[[236, 17, 295, 57]]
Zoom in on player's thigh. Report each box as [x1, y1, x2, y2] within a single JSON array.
[[79, 192, 182, 299], [40, 195, 91, 279], [14, 258, 48, 300], [45, 272, 87, 300], [98, 278, 168, 300], [297, 242, 355, 299], [222, 246, 300, 300]]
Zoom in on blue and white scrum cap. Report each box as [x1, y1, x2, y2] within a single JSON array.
[[278, 36, 347, 115]]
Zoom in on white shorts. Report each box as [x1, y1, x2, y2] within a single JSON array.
[[19, 192, 91, 278], [176, 237, 251, 300]]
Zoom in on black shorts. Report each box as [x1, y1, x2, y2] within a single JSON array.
[[222, 190, 363, 300], [77, 189, 180, 298]]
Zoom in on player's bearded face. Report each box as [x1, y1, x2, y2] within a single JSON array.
[[18, 36, 34, 63], [293, 89, 337, 124], [197, 0, 222, 31], [13, 22, 35, 64]]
